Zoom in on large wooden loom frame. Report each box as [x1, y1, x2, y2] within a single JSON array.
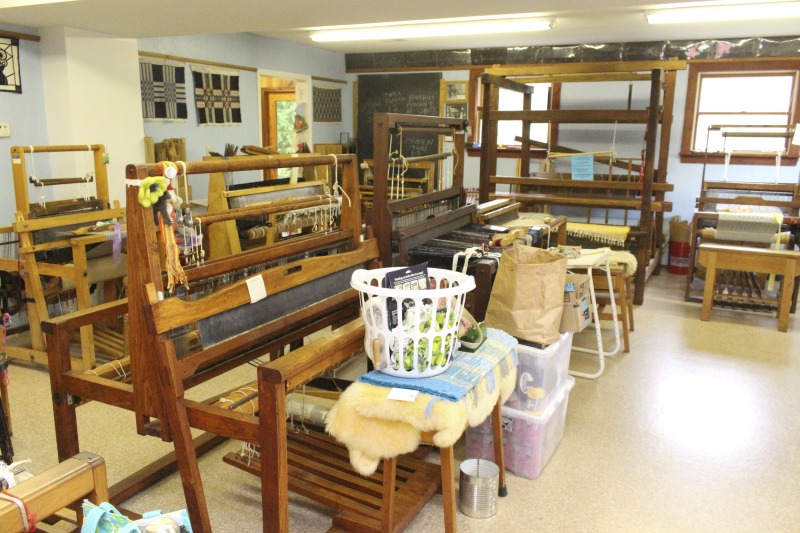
[[205, 151, 344, 258], [477, 60, 686, 304], [368, 112, 471, 268], [367, 113, 504, 320], [206, 168, 328, 257], [44, 153, 447, 533], [684, 124, 800, 304], [0, 144, 126, 369]]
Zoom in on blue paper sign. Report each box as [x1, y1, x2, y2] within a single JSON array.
[[571, 154, 594, 181]]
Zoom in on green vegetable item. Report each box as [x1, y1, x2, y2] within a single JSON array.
[[392, 303, 459, 372]]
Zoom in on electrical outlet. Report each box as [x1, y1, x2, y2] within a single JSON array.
[[0, 122, 10, 138]]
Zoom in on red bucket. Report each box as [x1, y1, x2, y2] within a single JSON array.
[[667, 240, 690, 275]]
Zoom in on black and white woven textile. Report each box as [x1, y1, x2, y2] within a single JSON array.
[[192, 66, 241, 125], [139, 58, 188, 121]]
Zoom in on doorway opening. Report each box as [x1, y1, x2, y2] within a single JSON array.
[[261, 76, 295, 179]]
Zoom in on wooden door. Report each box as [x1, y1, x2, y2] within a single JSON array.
[[261, 89, 295, 180]]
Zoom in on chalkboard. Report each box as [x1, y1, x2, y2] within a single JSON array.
[[357, 73, 441, 160]]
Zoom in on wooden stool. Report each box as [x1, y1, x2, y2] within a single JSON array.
[[337, 396, 507, 533], [593, 267, 634, 352], [698, 244, 800, 332], [325, 328, 518, 533]]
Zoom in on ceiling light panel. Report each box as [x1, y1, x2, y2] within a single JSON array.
[[646, 2, 800, 24], [310, 16, 553, 43]]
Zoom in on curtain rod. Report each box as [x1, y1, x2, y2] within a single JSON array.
[[138, 50, 257, 73], [0, 30, 39, 42], [312, 75, 347, 84]]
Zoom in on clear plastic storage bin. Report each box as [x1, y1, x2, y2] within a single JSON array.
[[466, 376, 575, 480], [506, 332, 572, 415]]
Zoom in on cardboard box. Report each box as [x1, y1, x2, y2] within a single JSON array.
[[560, 274, 591, 333]]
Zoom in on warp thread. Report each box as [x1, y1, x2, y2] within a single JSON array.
[[0, 490, 36, 532]]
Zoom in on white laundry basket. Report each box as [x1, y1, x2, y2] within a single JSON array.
[[351, 267, 475, 378]]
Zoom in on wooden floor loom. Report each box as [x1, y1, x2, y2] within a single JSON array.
[[684, 124, 800, 306], [367, 113, 504, 321], [44, 153, 444, 533], [205, 154, 329, 258], [360, 157, 436, 212], [478, 60, 686, 304], [0, 144, 126, 370], [368, 113, 566, 320]]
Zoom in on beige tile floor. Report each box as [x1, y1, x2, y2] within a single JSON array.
[[4, 271, 799, 532]]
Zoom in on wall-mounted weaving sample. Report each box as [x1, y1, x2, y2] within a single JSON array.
[[313, 85, 342, 123], [0, 37, 22, 93], [191, 65, 241, 125], [139, 58, 187, 121]]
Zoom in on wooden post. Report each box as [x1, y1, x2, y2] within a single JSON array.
[[71, 242, 96, 369], [259, 372, 289, 533], [440, 446, 457, 533], [632, 69, 662, 306], [47, 324, 80, 463], [380, 457, 396, 533], [478, 77, 499, 204]]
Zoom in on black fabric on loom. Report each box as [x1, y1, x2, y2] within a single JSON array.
[[0, 355, 11, 464], [0, 398, 11, 464]]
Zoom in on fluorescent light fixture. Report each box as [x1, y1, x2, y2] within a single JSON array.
[[0, 0, 78, 7], [309, 15, 553, 43], [646, 2, 800, 24]]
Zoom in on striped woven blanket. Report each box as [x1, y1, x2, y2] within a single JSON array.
[[359, 328, 518, 406]]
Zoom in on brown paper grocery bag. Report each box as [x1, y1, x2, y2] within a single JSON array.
[[484, 245, 567, 345]]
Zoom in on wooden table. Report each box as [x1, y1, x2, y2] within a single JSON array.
[[698, 243, 800, 332]]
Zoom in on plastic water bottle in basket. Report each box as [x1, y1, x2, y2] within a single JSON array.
[[351, 267, 475, 378]]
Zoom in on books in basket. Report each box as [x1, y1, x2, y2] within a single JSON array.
[[384, 263, 429, 330]]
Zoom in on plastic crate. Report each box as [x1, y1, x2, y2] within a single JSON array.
[[506, 332, 572, 414], [466, 376, 575, 480]]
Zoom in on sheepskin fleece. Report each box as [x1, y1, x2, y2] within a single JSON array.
[[326, 367, 516, 476]]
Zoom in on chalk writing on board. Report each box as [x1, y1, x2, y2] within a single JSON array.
[[357, 73, 441, 160]]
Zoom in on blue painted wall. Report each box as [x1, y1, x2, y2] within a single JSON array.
[[0, 27, 351, 224], [137, 32, 351, 162], [0, 24, 51, 225]]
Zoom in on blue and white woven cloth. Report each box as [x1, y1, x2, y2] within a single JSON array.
[[360, 328, 518, 406]]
